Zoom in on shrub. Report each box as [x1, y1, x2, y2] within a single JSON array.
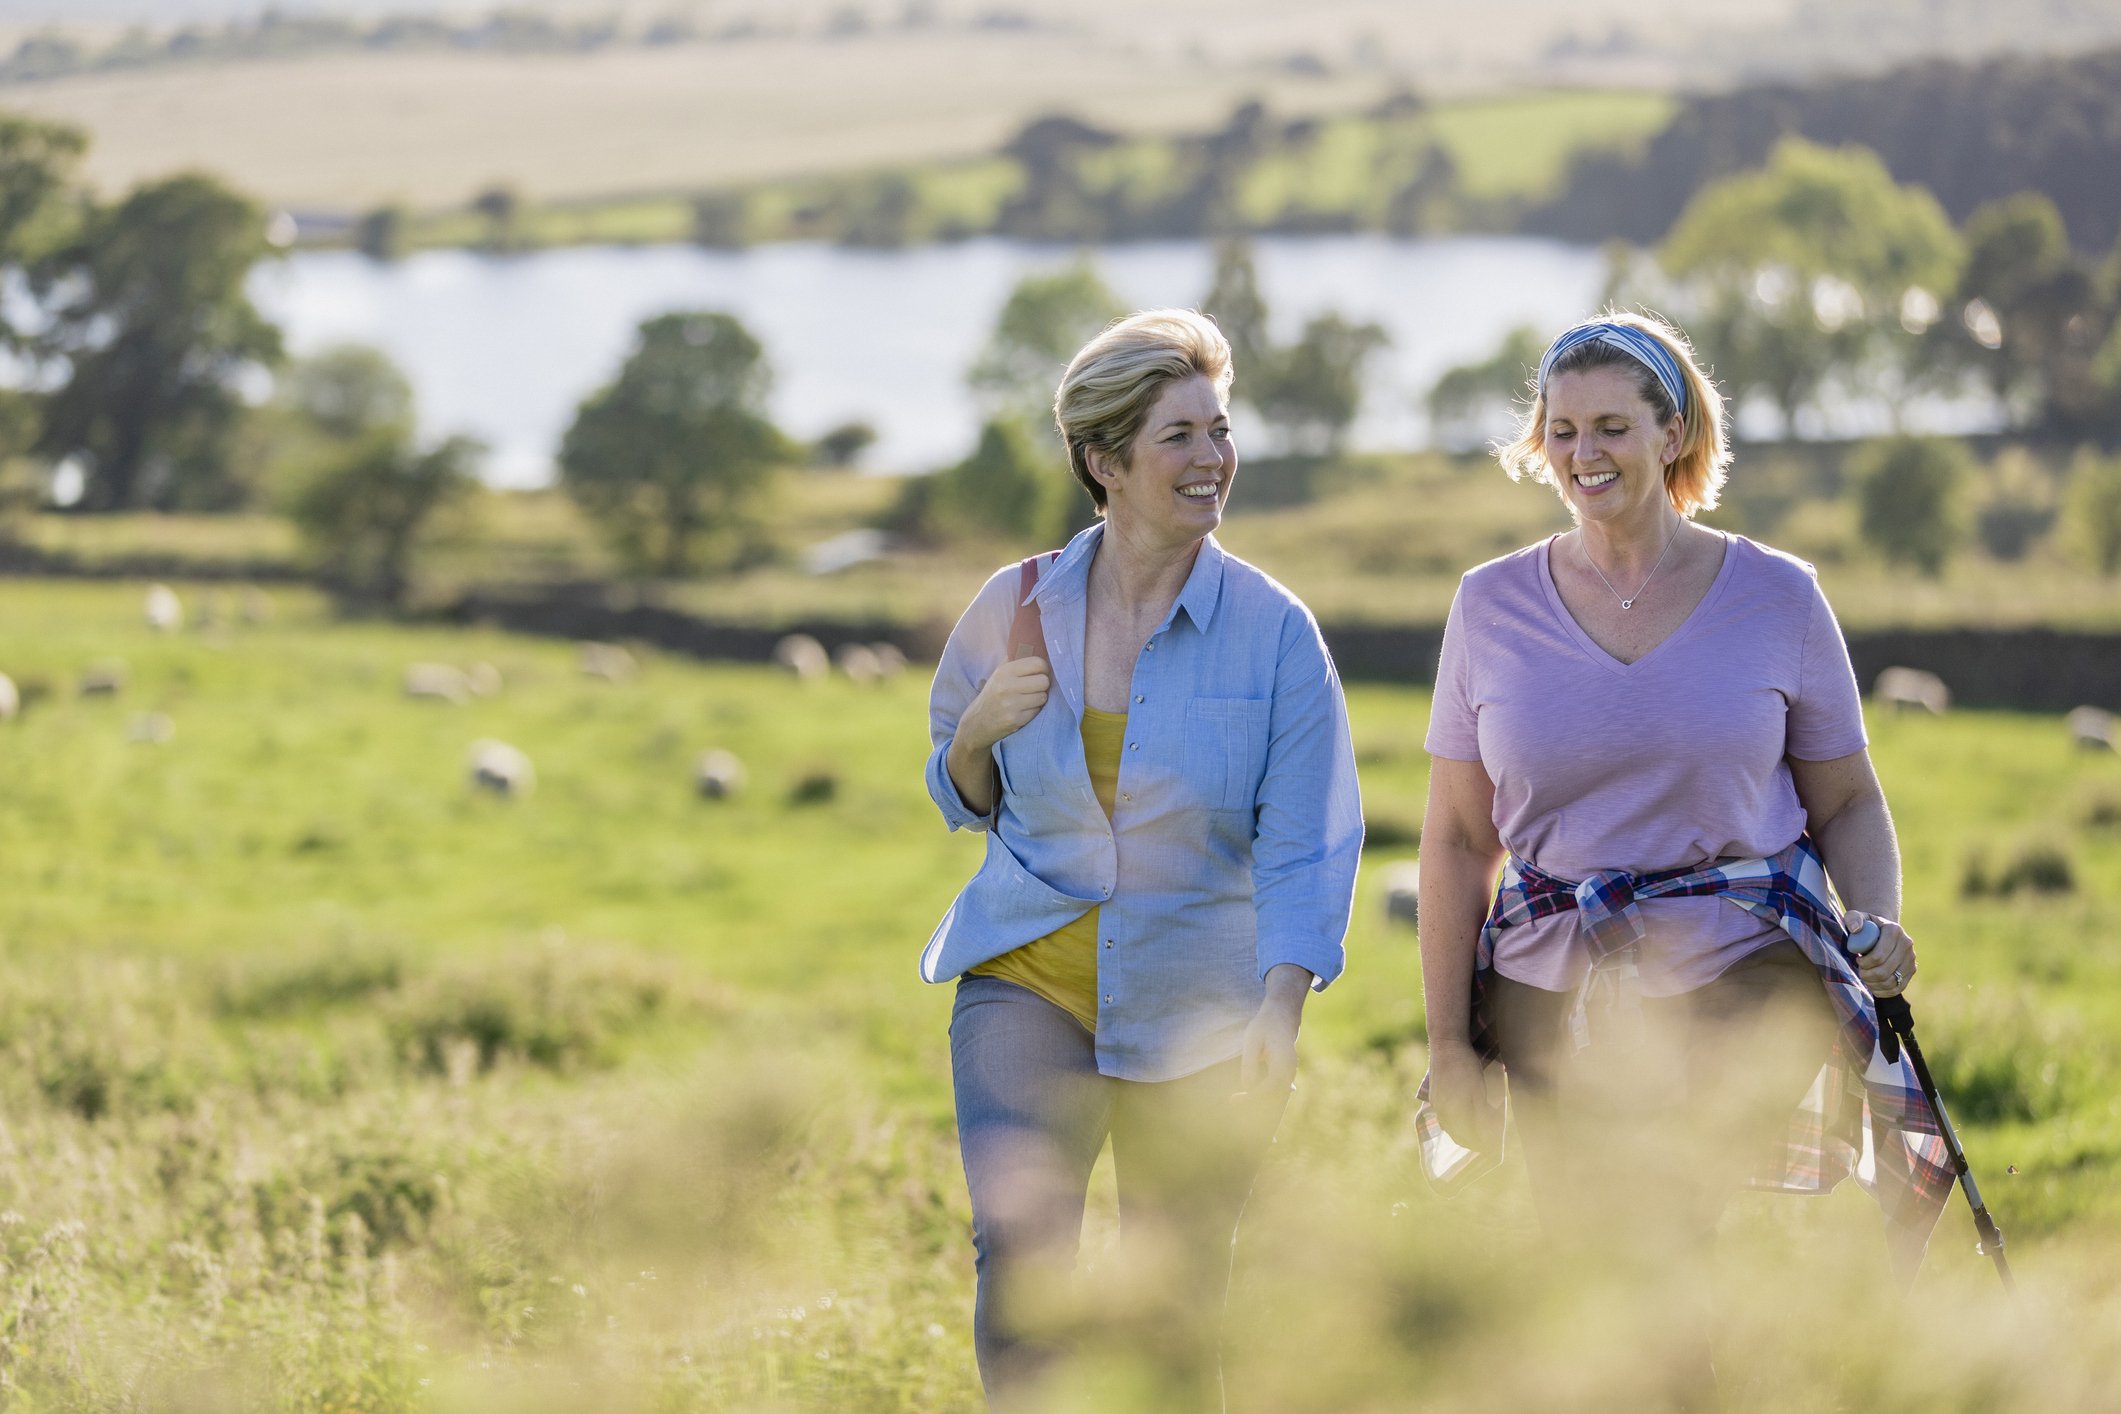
[[2064, 446, 2121, 576], [1852, 435, 1970, 575], [1962, 840, 2077, 897]]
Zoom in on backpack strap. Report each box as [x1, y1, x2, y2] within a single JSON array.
[[1007, 550, 1062, 661]]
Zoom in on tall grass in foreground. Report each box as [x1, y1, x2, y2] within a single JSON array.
[[0, 580, 2116, 1409]]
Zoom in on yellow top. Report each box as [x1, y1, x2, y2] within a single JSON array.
[[969, 706, 1127, 1031]]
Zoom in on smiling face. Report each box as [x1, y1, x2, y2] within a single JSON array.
[[1093, 373, 1236, 546], [1540, 364, 1684, 527]]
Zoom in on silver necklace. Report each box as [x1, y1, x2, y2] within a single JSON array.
[[1580, 519, 1684, 611]]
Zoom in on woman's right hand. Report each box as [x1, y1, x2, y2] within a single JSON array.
[[1427, 1039, 1502, 1154], [956, 655, 1052, 754]]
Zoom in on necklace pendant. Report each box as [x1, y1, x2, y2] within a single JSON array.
[[1620, 598, 1634, 610]]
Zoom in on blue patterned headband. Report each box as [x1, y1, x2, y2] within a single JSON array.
[[1536, 320, 1688, 416]]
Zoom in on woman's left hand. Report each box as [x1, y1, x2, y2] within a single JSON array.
[[1847, 910, 1917, 997], [1238, 964, 1312, 1100]]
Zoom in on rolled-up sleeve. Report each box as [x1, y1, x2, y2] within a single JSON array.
[[1249, 606, 1363, 988], [926, 568, 1015, 833]]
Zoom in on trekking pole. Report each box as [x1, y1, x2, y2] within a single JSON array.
[[1849, 917, 2015, 1292]]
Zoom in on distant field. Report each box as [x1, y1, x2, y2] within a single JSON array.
[[0, 37, 1400, 211], [0, 576, 2115, 1407]]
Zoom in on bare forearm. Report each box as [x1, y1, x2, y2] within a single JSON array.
[[1418, 844, 1502, 1047], [1813, 788, 1903, 919], [945, 735, 998, 817], [1262, 962, 1313, 1017]]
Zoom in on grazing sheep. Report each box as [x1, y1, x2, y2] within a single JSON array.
[[1873, 666, 1950, 716], [127, 711, 175, 744], [578, 641, 637, 683], [835, 643, 884, 685], [466, 662, 503, 698], [1380, 860, 1421, 929], [0, 672, 17, 722], [696, 748, 748, 800], [773, 634, 829, 682], [2069, 706, 2116, 752], [144, 584, 183, 634], [79, 661, 128, 696], [871, 642, 908, 679], [467, 739, 535, 799], [404, 663, 472, 704]]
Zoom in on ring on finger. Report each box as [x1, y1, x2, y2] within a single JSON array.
[[1891, 967, 1904, 988]]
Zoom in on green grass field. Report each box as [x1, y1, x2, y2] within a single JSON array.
[[0, 578, 2118, 1409]]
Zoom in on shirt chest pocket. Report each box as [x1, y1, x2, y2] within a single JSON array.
[[1182, 697, 1272, 813]]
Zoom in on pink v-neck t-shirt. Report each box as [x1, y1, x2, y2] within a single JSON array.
[[1425, 532, 1868, 996]]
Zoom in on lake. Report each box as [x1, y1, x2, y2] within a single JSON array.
[[250, 235, 1613, 487]]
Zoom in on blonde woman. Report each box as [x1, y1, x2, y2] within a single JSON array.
[[923, 309, 1362, 1404], [1414, 312, 1952, 1398]]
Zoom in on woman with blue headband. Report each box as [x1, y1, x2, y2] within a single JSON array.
[[1412, 310, 1947, 1402]]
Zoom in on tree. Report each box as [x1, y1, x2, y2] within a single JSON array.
[[1252, 312, 1388, 456], [2064, 447, 2121, 577], [291, 433, 481, 607], [1951, 194, 2106, 431], [0, 115, 83, 478], [558, 311, 787, 575], [472, 184, 520, 251], [34, 172, 284, 511], [1426, 326, 1544, 452], [810, 420, 877, 469], [355, 204, 407, 261], [281, 344, 415, 441], [1852, 435, 1969, 576], [1202, 239, 1274, 392], [1659, 139, 1961, 435], [691, 192, 750, 249], [926, 416, 1060, 541], [968, 258, 1124, 426]]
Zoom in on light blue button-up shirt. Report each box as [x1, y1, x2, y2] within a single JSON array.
[[922, 522, 1363, 1081]]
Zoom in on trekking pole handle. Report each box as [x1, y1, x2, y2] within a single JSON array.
[[1845, 913, 1883, 956]]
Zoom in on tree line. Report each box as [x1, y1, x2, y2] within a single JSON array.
[[1529, 46, 2121, 255]]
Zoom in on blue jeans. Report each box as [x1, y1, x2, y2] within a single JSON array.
[[949, 975, 1285, 1407]]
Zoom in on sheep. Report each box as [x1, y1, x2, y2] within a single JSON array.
[[1380, 860, 1421, 930], [127, 711, 175, 744], [467, 739, 535, 799], [835, 643, 884, 685], [78, 661, 128, 697], [0, 672, 17, 722], [773, 634, 829, 682], [871, 642, 908, 679], [466, 662, 503, 698], [144, 584, 183, 634], [2068, 706, 2116, 752], [1873, 666, 1950, 716], [404, 663, 472, 705], [578, 642, 637, 683], [696, 748, 748, 800]]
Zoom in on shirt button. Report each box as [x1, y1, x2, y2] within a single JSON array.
[[1121, 792, 1131, 802], [1103, 938, 1113, 949], [1128, 742, 1139, 751], [1103, 994, 1113, 1004], [1133, 695, 1144, 704]]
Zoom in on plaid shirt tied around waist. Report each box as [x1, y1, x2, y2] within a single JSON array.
[[1413, 836, 1953, 1248]]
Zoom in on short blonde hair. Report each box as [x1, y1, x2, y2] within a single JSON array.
[[1497, 309, 1731, 517], [1054, 308, 1234, 509]]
